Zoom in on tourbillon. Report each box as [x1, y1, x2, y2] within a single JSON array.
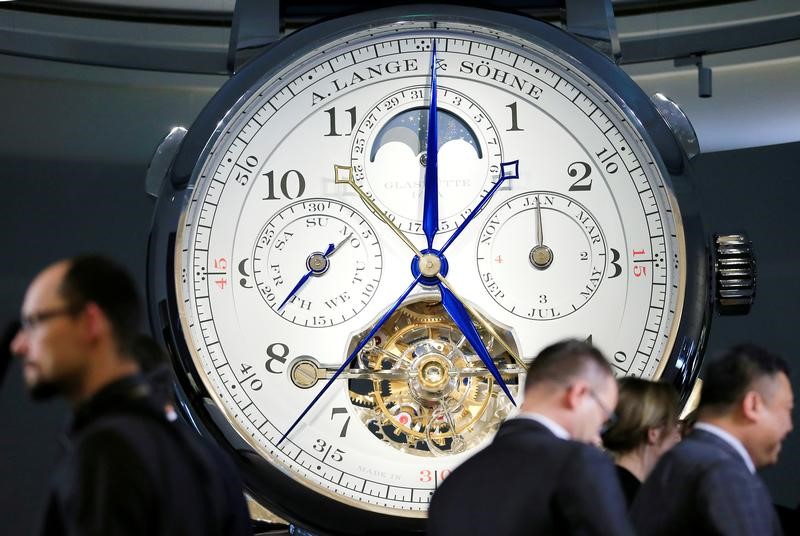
[[147, 2, 755, 534]]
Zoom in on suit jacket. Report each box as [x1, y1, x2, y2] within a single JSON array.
[[631, 428, 782, 536], [427, 418, 634, 536]]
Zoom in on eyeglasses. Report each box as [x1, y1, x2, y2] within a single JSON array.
[[20, 306, 82, 331], [588, 389, 618, 433]]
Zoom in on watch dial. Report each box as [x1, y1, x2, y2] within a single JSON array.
[[172, 17, 684, 518]]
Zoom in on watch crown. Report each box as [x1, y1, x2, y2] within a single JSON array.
[[714, 233, 756, 315]]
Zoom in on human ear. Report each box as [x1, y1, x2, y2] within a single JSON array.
[[741, 390, 763, 422], [647, 426, 662, 445], [81, 303, 106, 341], [566, 381, 588, 410]]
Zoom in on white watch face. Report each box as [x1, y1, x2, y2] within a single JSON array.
[[174, 20, 684, 517]]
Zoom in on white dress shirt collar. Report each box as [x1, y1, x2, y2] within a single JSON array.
[[695, 422, 756, 474], [516, 412, 570, 440]]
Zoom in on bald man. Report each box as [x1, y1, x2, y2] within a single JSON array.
[[428, 340, 634, 536], [11, 256, 251, 536]]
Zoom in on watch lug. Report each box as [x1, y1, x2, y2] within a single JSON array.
[[246, 494, 289, 531], [228, 0, 281, 74], [650, 93, 700, 161], [145, 127, 187, 198], [680, 377, 702, 420], [564, 0, 621, 63], [713, 233, 756, 315]]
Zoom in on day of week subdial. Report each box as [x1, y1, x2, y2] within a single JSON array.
[[252, 199, 383, 327]]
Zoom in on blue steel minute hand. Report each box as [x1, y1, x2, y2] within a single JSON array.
[[420, 41, 521, 394], [422, 41, 439, 250]]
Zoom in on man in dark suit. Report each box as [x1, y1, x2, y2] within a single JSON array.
[[631, 344, 793, 535], [428, 339, 634, 536]]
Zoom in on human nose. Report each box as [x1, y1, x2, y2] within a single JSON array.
[[10, 329, 28, 358]]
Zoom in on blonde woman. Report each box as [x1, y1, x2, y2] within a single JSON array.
[[601, 377, 682, 506]]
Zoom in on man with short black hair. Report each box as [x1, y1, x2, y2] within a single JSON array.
[[632, 344, 794, 535], [428, 339, 634, 536], [10, 256, 252, 536]]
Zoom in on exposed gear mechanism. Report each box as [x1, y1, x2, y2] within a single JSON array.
[[347, 296, 521, 456]]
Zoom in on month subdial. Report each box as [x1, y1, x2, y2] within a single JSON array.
[[476, 192, 608, 321], [252, 199, 383, 327], [530, 194, 554, 270], [350, 85, 503, 235]]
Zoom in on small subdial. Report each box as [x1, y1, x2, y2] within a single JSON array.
[[350, 85, 503, 235], [253, 199, 383, 327], [477, 192, 607, 320]]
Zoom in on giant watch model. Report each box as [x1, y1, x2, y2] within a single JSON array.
[[147, 3, 755, 534]]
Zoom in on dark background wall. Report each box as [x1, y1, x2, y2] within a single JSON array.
[[1, 14, 799, 536], [0, 52, 225, 535]]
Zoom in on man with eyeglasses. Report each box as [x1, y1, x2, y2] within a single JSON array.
[[428, 339, 633, 536], [10, 256, 252, 536]]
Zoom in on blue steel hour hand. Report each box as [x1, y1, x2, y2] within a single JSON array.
[[440, 159, 519, 255], [277, 242, 337, 311], [422, 40, 439, 250], [439, 283, 517, 405]]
